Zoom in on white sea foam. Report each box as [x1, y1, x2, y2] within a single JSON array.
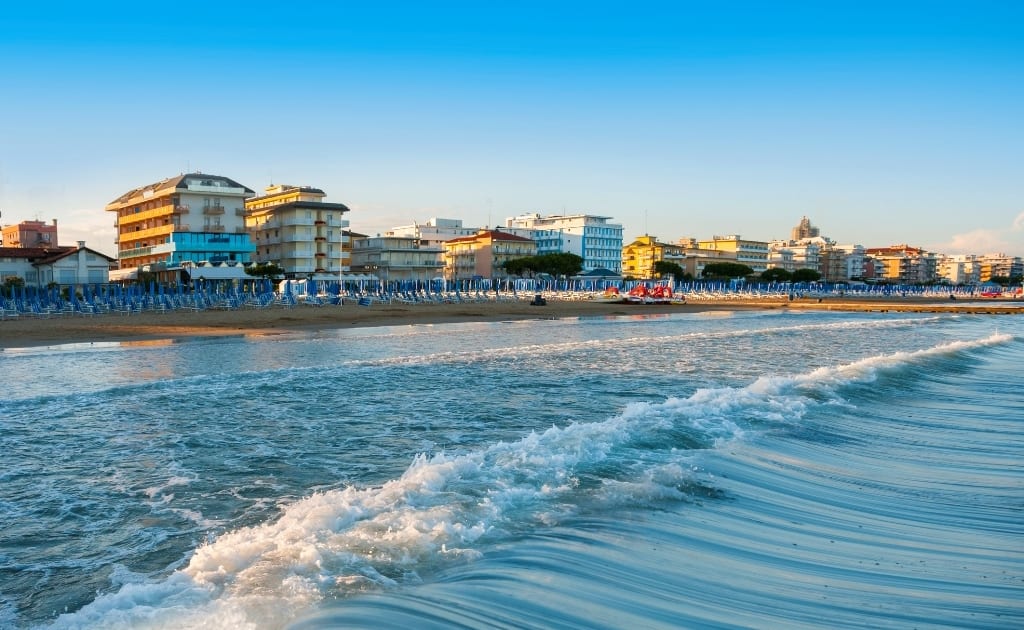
[[44, 330, 1009, 630], [345, 316, 939, 369]]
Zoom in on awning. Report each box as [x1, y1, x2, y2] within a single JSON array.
[[109, 268, 138, 281], [185, 266, 251, 280]]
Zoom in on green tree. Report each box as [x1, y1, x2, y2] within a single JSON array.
[[653, 261, 685, 280], [701, 262, 754, 279], [502, 253, 583, 277], [503, 258, 532, 276], [3, 275, 25, 297], [245, 262, 286, 282], [791, 268, 822, 282], [760, 268, 792, 282]]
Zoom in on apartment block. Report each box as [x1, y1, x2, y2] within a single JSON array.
[[245, 184, 351, 276], [443, 229, 537, 281], [504, 213, 623, 273], [350, 235, 444, 282], [696, 235, 769, 273], [2, 219, 59, 248], [621, 235, 685, 279], [106, 173, 256, 272]]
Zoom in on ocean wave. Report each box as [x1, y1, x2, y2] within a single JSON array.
[[41, 329, 1013, 630]]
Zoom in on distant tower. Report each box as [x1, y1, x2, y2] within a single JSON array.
[[791, 216, 819, 241]]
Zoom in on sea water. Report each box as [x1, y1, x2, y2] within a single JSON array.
[[0, 310, 1021, 629]]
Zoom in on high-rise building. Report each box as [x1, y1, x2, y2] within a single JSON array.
[[106, 173, 256, 272], [504, 213, 623, 273], [245, 184, 351, 276]]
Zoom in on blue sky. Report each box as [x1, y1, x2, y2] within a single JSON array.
[[1, 1, 1022, 257]]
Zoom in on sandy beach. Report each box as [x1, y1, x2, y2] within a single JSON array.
[[1, 296, 1019, 349]]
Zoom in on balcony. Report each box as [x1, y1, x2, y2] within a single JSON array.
[[315, 236, 327, 242], [314, 220, 327, 226], [173, 205, 190, 214], [119, 246, 155, 259], [203, 205, 225, 215], [206, 225, 226, 233], [235, 208, 246, 216]]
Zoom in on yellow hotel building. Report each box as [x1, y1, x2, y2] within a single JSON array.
[[621, 235, 685, 279]]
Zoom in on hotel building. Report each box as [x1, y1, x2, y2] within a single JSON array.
[[696, 235, 770, 273], [504, 213, 623, 273], [105, 173, 256, 276], [443, 229, 537, 281], [621, 235, 686, 279], [244, 184, 351, 277], [350, 235, 444, 282]]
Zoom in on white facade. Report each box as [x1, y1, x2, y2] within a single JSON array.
[[245, 185, 351, 276], [832, 244, 867, 281], [386, 217, 480, 250], [936, 254, 978, 285], [504, 213, 623, 272], [0, 242, 114, 287], [350, 236, 444, 281]]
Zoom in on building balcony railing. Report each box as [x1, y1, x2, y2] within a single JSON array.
[[205, 225, 226, 233], [314, 220, 327, 226], [315, 236, 327, 242], [119, 246, 154, 259], [173, 205, 190, 214], [235, 208, 246, 216], [120, 224, 174, 241], [203, 206, 226, 215]]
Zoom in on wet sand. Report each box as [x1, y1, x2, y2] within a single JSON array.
[[0, 296, 1018, 349]]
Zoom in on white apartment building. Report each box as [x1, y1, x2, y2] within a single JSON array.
[[936, 254, 979, 285], [386, 218, 480, 250], [245, 185, 350, 277], [504, 213, 623, 273], [349, 235, 445, 282]]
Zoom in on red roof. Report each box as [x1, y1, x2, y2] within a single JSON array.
[[445, 230, 534, 245]]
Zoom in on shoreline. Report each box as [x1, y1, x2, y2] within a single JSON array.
[[1, 296, 1020, 349]]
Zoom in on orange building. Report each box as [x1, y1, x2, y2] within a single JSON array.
[[2, 219, 59, 248], [443, 229, 536, 281]]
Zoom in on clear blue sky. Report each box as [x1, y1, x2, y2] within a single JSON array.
[[1, 1, 1022, 257]]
